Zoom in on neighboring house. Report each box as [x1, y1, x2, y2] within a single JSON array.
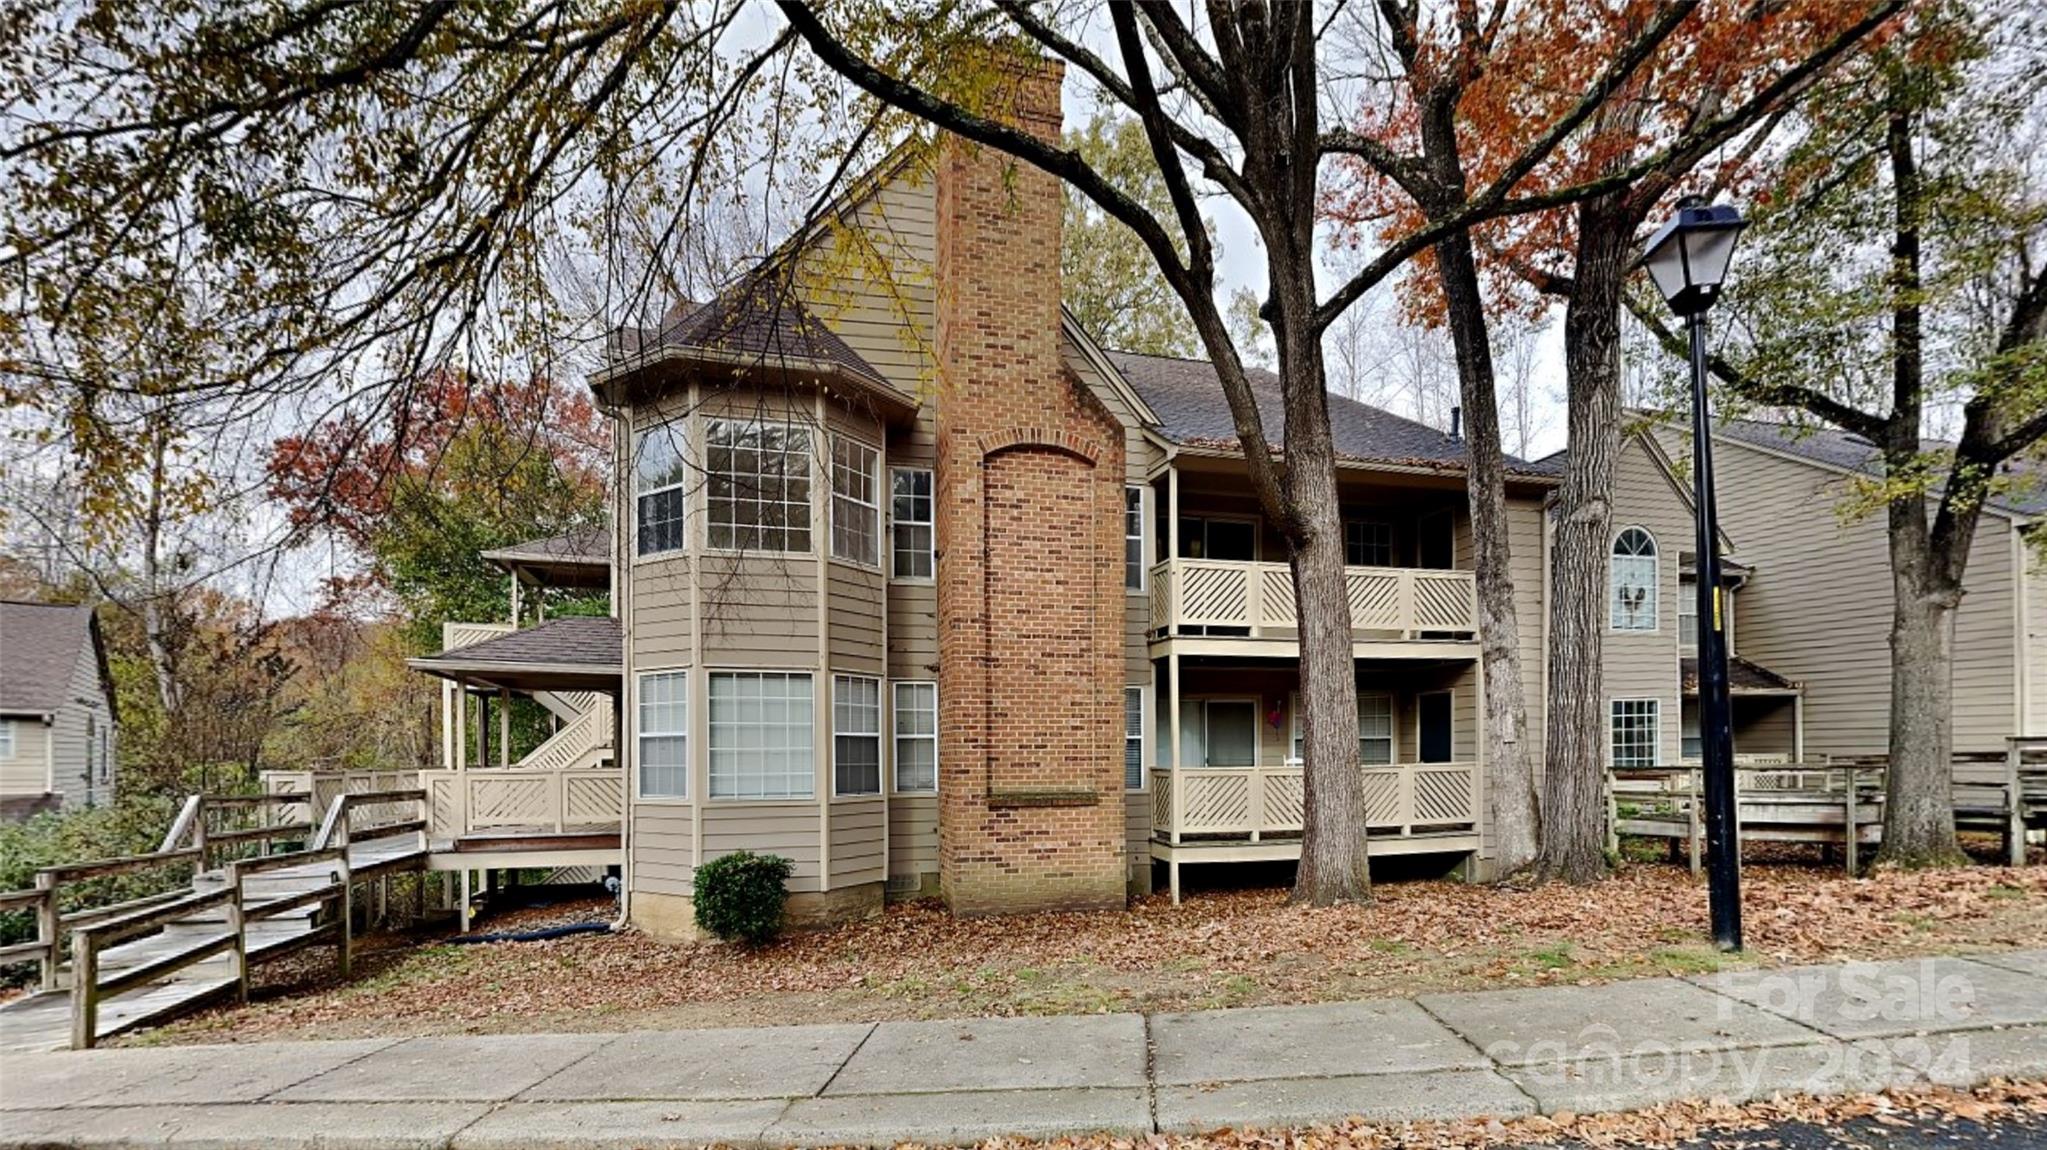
[[0, 601, 119, 820], [401, 62, 2037, 934], [1651, 419, 2046, 760]]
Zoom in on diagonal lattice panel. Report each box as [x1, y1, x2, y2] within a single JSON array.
[[1179, 565, 1249, 626], [1413, 574, 1476, 630], [1413, 767, 1476, 824], [1348, 572, 1402, 628], [1260, 567, 1298, 625], [1360, 769, 1402, 826], [1181, 773, 1252, 831]]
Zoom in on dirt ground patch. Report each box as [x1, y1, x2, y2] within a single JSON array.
[[133, 850, 2047, 1046]]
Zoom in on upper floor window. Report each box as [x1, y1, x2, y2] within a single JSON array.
[[1678, 579, 1698, 647], [634, 422, 689, 557], [891, 468, 934, 580], [1611, 527, 1658, 631], [831, 439, 881, 567], [706, 420, 812, 553], [708, 671, 814, 800], [1125, 487, 1145, 590]]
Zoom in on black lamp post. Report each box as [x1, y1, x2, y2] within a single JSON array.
[[1642, 195, 1748, 952]]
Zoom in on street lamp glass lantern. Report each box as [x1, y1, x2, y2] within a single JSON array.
[[1643, 199, 1747, 317]]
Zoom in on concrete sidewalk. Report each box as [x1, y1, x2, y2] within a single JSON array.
[[2, 950, 2043, 1149]]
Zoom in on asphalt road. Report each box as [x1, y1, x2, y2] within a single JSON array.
[[1527, 1111, 2047, 1148]]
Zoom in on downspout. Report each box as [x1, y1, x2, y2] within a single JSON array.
[[606, 400, 633, 933]]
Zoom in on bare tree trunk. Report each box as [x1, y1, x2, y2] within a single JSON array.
[[140, 410, 182, 717], [1432, 229, 1538, 875], [1539, 208, 1630, 883], [1877, 488, 1969, 866]]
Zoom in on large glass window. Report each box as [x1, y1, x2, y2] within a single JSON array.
[[1125, 487, 1145, 590], [833, 675, 881, 796], [708, 672, 814, 799], [1124, 686, 1145, 789], [706, 420, 812, 553], [634, 422, 688, 556], [891, 468, 934, 580], [1610, 698, 1660, 768], [893, 681, 937, 793], [1611, 527, 1658, 631], [1345, 520, 1393, 567], [831, 439, 881, 566], [638, 671, 688, 798]]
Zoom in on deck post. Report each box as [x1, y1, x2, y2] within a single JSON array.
[[225, 874, 248, 1006], [1686, 768, 1702, 877], [1603, 770, 1619, 856], [1168, 651, 1184, 847], [1168, 858, 1180, 905], [337, 859, 355, 980], [2007, 739, 2026, 867], [459, 869, 472, 933], [69, 928, 97, 1050], [34, 872, 58, 992], [1843, 767, 1859, 876]]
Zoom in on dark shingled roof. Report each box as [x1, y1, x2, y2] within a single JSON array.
[[428, 616, 621, 669], [1681, 655, 1799, 695], [484, 525, 609, 566], [1, 601, 99, 715], [611, 275, 884, 383], [1713, 418, 2047, 518], [1107, 350, 1547, 475]]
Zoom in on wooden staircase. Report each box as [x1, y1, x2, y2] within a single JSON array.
[[0, 789, 430, 1052]]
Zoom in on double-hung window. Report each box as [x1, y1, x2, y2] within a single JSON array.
[[1291, 692, 1395, 764], [892, 681, 937, 792], [1124, 487, 1145, 590], [891, 468, 934, 580], [638, 671, 689, 798], [1678, 580, 1698, 647], [1344, 520, 1393, 567], [1611, 527, 1658, 631], [0, 718, 15, 760], [634, 422, 689, 556], [832, 440, 881, 566], [706, 420, 812, 553], [833, 675, 882, 796], [708, 672, 814, 799], [1610, 698, 1659, 768], [1123, 686, 1145, 789]]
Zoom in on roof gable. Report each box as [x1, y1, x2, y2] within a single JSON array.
[[1, 601, 104, 716]]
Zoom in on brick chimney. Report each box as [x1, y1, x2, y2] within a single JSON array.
[[932, 54, 1129, 915]]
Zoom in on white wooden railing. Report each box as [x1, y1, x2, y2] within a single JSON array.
[[441, 620, 515, 651], [1148, 559, 1477, 639], [420, 766, 624, 839], [1151, 761, 1479, 842], [520, 696, 615, 773]]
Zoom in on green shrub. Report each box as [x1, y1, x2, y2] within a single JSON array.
[[0, 795, 184, 985], [692, 850, 794, 945]]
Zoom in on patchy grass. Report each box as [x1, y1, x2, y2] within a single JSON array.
[[133, 851, 2047, 1047]]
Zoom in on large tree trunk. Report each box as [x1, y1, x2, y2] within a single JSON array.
[[1876, 498, 1968, 867], [1432, 229, 1538, 875], [1538, 206, 1631, 884]]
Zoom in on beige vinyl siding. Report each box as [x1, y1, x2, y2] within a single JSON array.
[[828, 796, 886, 885], [703, 803, 824, 892], [1126, 791, 1150, 882], [886, 584, 938, 679], [887, 794, 938, 884], [630, 559, 694, 667], [0, 718, 50, 797], [47, 645, 113, 808], [1507, 492, 1548, 769], [1663, 430, 2023, 758], [630, 804, 695, 896], [1602, 438, 1691, 766], [827, 564, 886, 676], [795, 162, 937, 394], [699, 556, 820, 666]]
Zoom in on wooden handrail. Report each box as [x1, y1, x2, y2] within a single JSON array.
[[349, 819, 427, 844], [39, 847, 202, 884], [83, 887, 233, 949], [203, 792, 312, 806], [0, 887, 44, 912], [158, 794, 204, 854], [58, 889, 190, 930], [205, 823, 313, 847], [345, 788, 427, 805], [232, 845, 346, 875]]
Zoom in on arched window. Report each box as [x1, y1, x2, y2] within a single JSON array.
[[1611, 527, 1658, 631]]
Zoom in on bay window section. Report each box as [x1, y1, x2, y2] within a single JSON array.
[[833, 674, 882, 796], [706, 420, 812, 553], [832, 439, 881, 566], [708, 672, 815, 800], [634, 422, 689, 557], [637, 670, 689, 798]]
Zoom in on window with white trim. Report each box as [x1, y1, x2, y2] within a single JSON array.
[[891, 468, 934, 579], [705, 419, 812, 553], [1678, 578, 1698, 647], [634, 422, 688, 556], [831, 439, 881, 566], [1611, 527, 1658, 631], [1124, 686, 1145, 789], [1610, 698, 1660, 768], [0, 719, 15, 760], [708, 672, 814, 799], [833, 675, 881, 796], [1125, 487, 1145, 590], [1291, 691, 1395, 764], [893, 681, 937, 793], [1345, 520, 1393, 567], [1681, 705, 1702, 761], [637, 670, 688, 798]]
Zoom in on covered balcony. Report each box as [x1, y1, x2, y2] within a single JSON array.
[[1148, 558, 1477, 642]]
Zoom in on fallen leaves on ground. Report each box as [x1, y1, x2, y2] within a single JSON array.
[[140, 856, 2047, 1045]]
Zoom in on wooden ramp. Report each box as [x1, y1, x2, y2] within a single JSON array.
[[0, 792, 428, 1053]]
